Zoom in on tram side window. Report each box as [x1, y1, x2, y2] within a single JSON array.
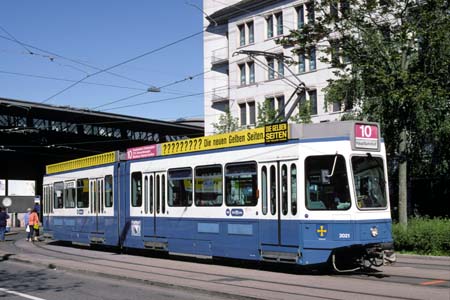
[[195, 165, 223, 207], [131, 172, 142, 207], [261, 166, 268, 214], [105, 175, 113, 207], [225, 162, 257, 206], [352, 156, 387, 209], [76, 178, 89, 208], [281, 164, 288, 215], [64, 182, 76, 208], [54, 182, 64, 209], [291, 164, 298, 215], [305, 155, 351, 210], [168, 168, 193, 207]]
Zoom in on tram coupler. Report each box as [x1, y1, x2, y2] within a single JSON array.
[[364, 242, 396, 266]]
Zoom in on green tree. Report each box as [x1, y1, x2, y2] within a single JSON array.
[[290, 93, 312, 124], [212, 108, 239, 134], [257, 98, 283, 127], [280, 0, 450, 226]]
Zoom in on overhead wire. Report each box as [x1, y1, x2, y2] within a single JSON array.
[[0, 24, 34, 55], [0, 34, 150, 87], [40, 30, 205, 104], [0, 70, 146, 91], [91, 69, 209, 110]]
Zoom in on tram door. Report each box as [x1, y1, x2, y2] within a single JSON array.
[[43, 185, 53, 229], [144, 172, 165, 237], [259, 160, 299, 247], [89, 178, 105, 234]]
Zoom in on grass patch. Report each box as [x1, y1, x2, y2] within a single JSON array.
[[392, 217, 450, 256]]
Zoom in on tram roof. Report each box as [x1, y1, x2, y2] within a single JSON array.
[[45, 121, 381, 175]]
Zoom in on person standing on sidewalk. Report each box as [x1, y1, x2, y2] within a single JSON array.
[[0, 207, 10, 242], [24, 208, 32, 241], [28, 208, 39, 242]]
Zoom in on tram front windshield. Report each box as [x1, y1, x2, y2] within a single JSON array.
[[305, 155, 351, 210], [352, 156, 387, 209]]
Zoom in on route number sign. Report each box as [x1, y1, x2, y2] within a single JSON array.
[[354, 123, 379, 150]]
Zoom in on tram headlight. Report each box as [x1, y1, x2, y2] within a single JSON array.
[[370, 226, 379, 237]]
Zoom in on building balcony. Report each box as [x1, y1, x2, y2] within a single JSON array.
[[211, 87, 229, 103], [211, 47, 229, 65]]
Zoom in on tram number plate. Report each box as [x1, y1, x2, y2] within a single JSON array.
[[339, 233, 351, 239]]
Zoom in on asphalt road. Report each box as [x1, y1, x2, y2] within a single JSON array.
[[0, 260, 232, 300], [1, 229, 449, 300]]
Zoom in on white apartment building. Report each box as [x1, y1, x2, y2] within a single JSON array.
[[203, 0, 343, 135]]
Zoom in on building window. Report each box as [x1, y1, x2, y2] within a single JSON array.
[[309, 47, 316, 71], [307, 2, 315, 24], [239, 103, 247, 126], [249, 61, 255, 84], [297, 5, 304, 29], [340, 0, 350, 17], [330, 41, 340, 67], [266, 15, 274, 38], [276, 12, 283, 36], [239, 24, 245, 47], [248, 102, 256, 125], [267, 58, 275, 80], [248, 21, 254, 44], [266, 96, 284, 117], [277, 59, 284, 77], [309, 90, 317, 115], [330, 1, 338, 19], [239, 63, 246, 85], [298, 54, 306, 73], [333, 101, 342, 112], [277, 96, 285, 118]]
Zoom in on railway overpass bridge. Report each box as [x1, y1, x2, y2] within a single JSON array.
[[0, 97, 203, 215]]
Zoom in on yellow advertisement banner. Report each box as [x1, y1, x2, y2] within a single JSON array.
[[161, 127, 266, 156]]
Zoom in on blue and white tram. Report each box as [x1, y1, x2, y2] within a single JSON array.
[[43, 121, 396, 270]]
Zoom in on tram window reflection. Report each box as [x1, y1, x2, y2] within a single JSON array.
[[352, 156, 387, 209], [131, 172, 142, 207], [168, 168, 193, 207], [105, 175, 113, 208], [305, 155, 351, 210], [76, 178, 89, 208], [195, 165, 223, 207], [64, 181, 76, 208], [54, 182, 64, 209], [225, 162, 257, 207]]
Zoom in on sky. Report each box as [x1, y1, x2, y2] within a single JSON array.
[[0, 0, 205, 121]]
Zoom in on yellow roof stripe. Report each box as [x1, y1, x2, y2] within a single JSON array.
[[46, 151, 117, 174]]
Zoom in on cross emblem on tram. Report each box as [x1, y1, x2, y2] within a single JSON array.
[[316, 225, 328, 237]]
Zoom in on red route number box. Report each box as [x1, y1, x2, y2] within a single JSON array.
[[354, 123, 379, 150]]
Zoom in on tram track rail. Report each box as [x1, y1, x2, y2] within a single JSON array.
[[7, 238, 445, 300]]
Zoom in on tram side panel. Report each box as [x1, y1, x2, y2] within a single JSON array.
[[120, 151, 264, 260]]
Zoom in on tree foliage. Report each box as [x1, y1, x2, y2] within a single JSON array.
[[257, 98, 283, 127], [212, 108, 239, 134], [280, 0, 450, 215]]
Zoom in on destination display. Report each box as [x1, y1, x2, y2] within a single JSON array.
[[126, 145, 157, 160]]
